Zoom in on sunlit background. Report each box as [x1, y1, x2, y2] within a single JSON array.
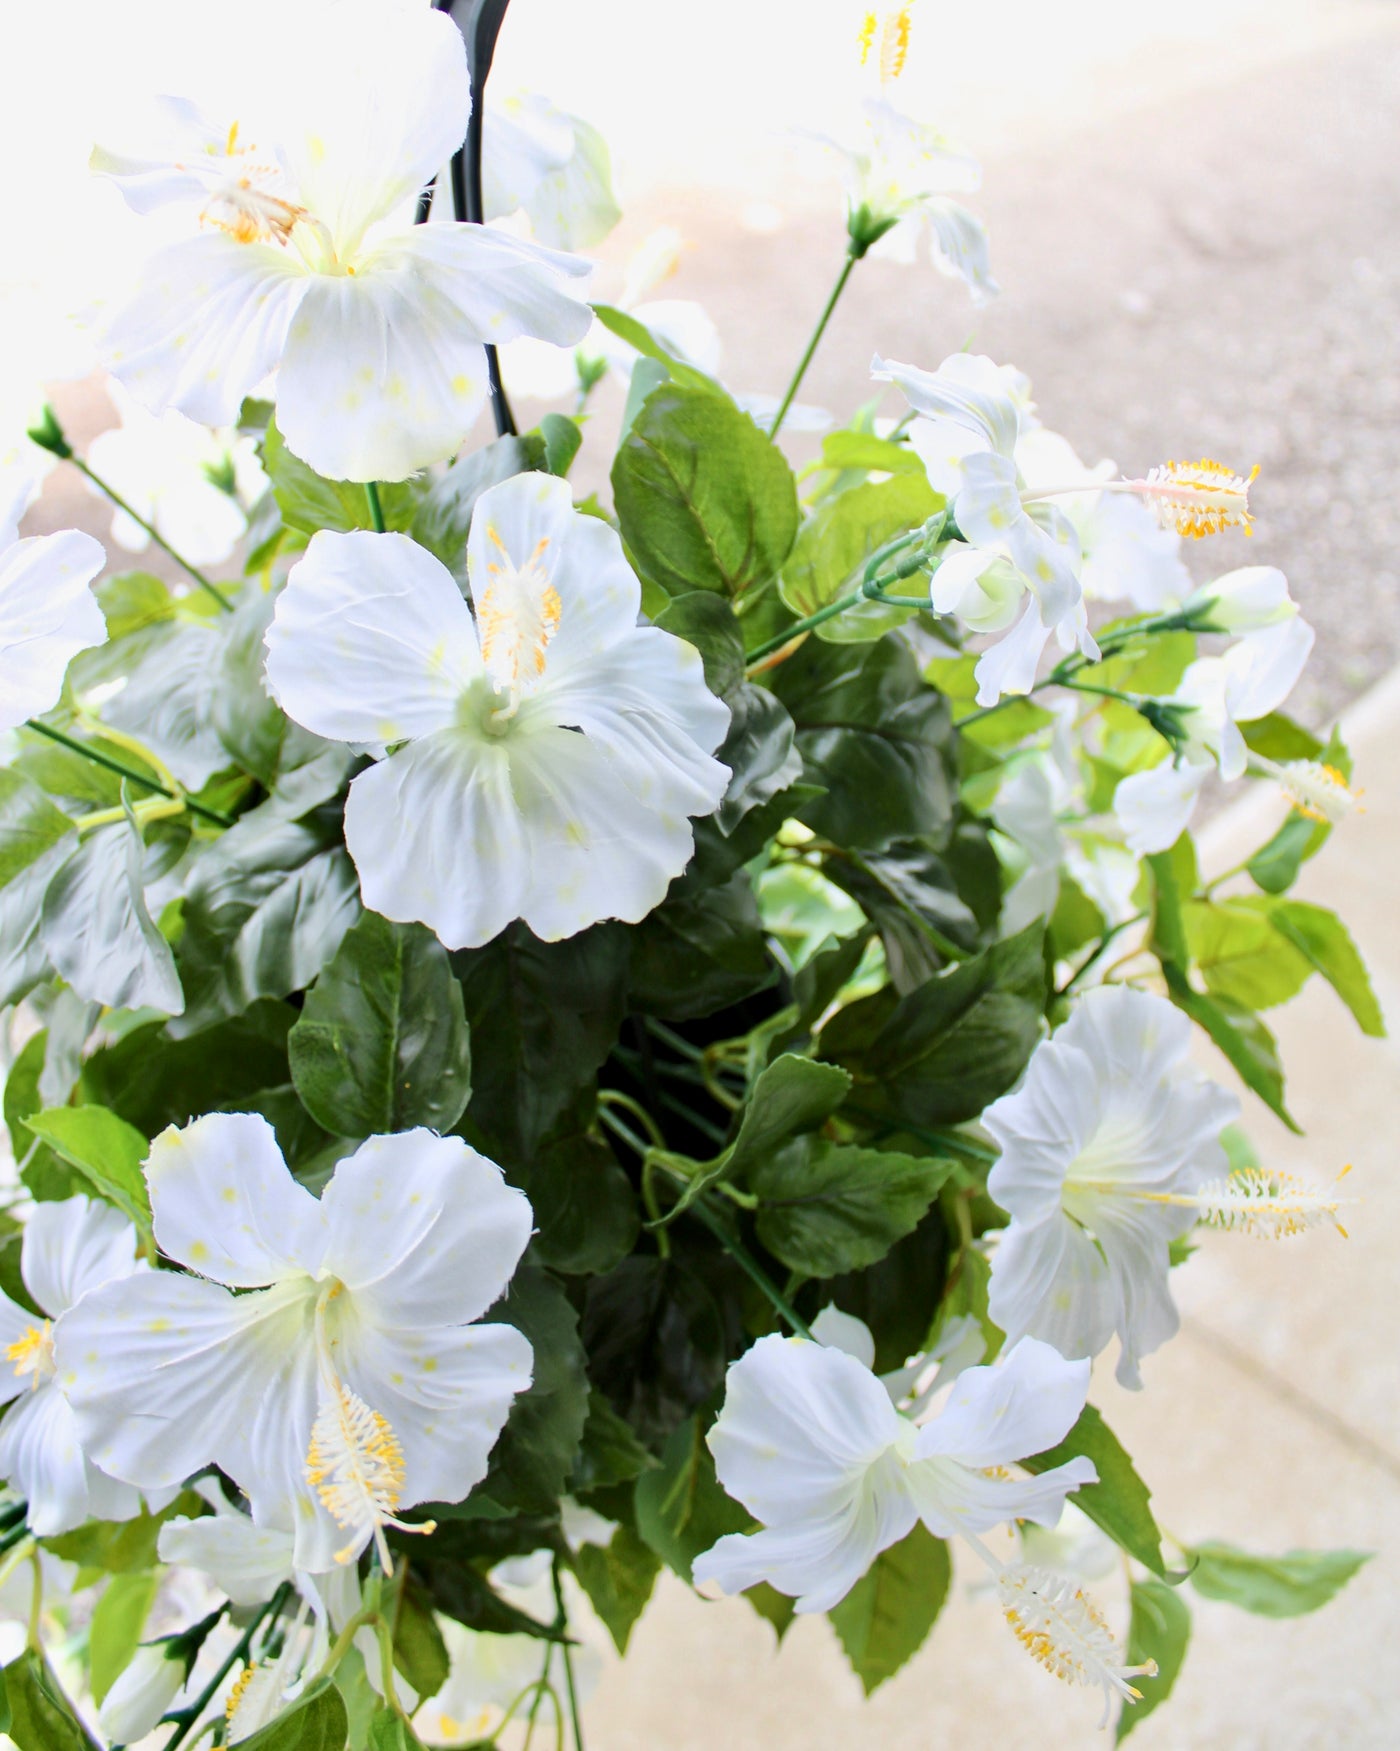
[[4, 2, 1400, 1745]]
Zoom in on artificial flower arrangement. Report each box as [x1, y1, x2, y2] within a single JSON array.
[[0, 0, 1376, 1745]]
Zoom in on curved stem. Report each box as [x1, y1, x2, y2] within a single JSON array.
[[769, 250, 858, 440], [70, 458, 232, 614], [25, 720, 234, 829], [744, 522, 935, 668]]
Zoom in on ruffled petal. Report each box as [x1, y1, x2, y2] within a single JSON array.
[[0, 530, 107, 732], [146, 1112, 326, 1287], [1113, 759, 1210, 855], [905, 1451, 1097, 1539], [265, 531, 479, 744], [706, 1335, 903, 1527], [987, 1213, 1117, 1366], [924, 199, 999, 303], [158, 1512, 296, 1606], [390, 223, 593, 349], [21, 1196, 141, 1318], [0, 1386, 141, 1535], [985, 1039, 1098, 1224], [101, 235, 307, 428], [341, 733, 529, 950], [973, 597, 1055, 705], [318, 1131, 532, 1330], [913, 1338, 1090, 1468], [58, 1271, 316, 1492], [871, 352, 1019, 456]]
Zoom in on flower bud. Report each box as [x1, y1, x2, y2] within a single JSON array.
[[24, 404, 72, 461], [97, 1640, 186, 1744], [1185, 565, 1296, 632]]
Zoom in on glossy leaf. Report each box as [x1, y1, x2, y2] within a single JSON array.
[[0, 769, 75, 891], [829, 1521, 951, 1695], [41, 817, 183, 1015], [233, 1677, 349, 1749], [780, 473, 940, 643], [1024, 1406, 1166, 1577], [1117, 1577, 1191, 1742], [1186, 1542, 1371, 1617], [754, 1142, 957, 1277], [89, 1570, 159, 1705], [573, 1522, 662, 1654], [24, 1105, 152, 1228], [478, 1268, 590, 1514], [1, 1650, 98, 1751]]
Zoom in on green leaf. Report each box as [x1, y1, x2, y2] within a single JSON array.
[[234, 1676, 349, 1749], [591, 304, 724, 394], [102, 621, 233, 791], [1240, 711, 1324, 762], [666, 1053, 852, 1219], [573, 1521, 662, 1653], [537, 412, 583, 477], [173, 800, 360, 1038], [627, 869, 774, 1023], [769, 632, 955, 852], [780, 473, 940, 643], [42, 1495, 201, 1573], [829, 1521, 951, 1695], [478, 1268, 590, 1513], [89, 1569, 160, 1703], [821, 836, 983, 986], [633, 1414, 749, 1583], [1246, 812, 1324, 894], [1, 1649, 98, 1751], [1267, 899, 1385, 1036], [818, 430, 926, 477], [653, 592, 745, 697], [452, 923, 630, 1160], [0, 769, 75, 890], [212, 586, 324, 787], [612, 383, 799, 599], [1117, 1578, 1191, 1742], [690, 689, 806, 885], [1186, 1542, 1371, 1617], [754, 1143, 957, 1276], [367, 1706, 426, 1751], [264, 419, 417, 537], [390, 1577, 449, 1702], [1023, 1406, 1166, 1577], [410, 436, 536, 583], [571, 1390, 659, 1494], [1162, 969, 1300, 1131], [289, 910, 471, 1136], [41, 817, 184, 1015], [0, 832, 77, 1008], [23, 1105, 151, 1228], [95, 570, 176, 642], [1185, 899, 1313, 1011], [513, 1128, 638, 1277], [826, 923, 1045, 1129]]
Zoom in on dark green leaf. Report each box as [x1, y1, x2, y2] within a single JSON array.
[[264, 419, 417, 537], [627, 869, 775, 1023], [453, 923, 629, 1159], [289, 910, 471, 1136], [1, 1650, 97, 1751], [829, 1521, 950, 1695], [514, 1129, 638, 1277], [654, 593, 744, 697], [633, 1414, 749, 1582], [770, 633, 954, 851], [1117, 1577, 1190, 1742], [1163, 969, 1299, 1131], [823, 837, 981, 989], [581, 1258, 727, 1448], [571, 1391, 659, 1494], [233, 1676, 348, 1749], [826, 923, 1045, 1129], [0, 769, 75, 890], [820, 1204, 951, 1378], [23, 1106, 151, 1228], [1024, 1406, 1166, 1577], [41, 818, 184, 1014], [479, 1268, 590, 1513], [390, 1577, 449, 1701], [411, 436, 536, 583], [1186, 1542, 1371, 1617], [573, 1522, 662, 1653], [612, 384, 798, 599], [754, 1143, 957, 1276]]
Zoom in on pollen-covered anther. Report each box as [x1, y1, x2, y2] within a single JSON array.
[[1131, 458, 1260, 538], [5, 1320, 54, 1391], [1277, 759, 1362, 825], [998, 1563, 1156, 1728], [1191, 1166, 1354, 1240], [306, 1383, 435, 1571], [479, 527, 562, 699]]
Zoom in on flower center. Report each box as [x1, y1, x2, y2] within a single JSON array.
[[476, 526, 562, 714], [859, 7, 913, 82], [1129, 458, 1259, 539], [6, 1321, 54, 1391], [193, 121, 309, 248]]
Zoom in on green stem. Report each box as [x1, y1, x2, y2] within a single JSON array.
[[685, 1197, 815, 1340], [26, 721, 234, 828], [71, 458, 231, 614], [163, 1583, 292, 1749], [745, 524, 935, 666], [364, 481, 387, 533], [552, 1558, 586, 1751], [768, 250, 858, 440], [1054, 910, 1150, 996]]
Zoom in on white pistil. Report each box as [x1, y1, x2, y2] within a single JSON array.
[[477, 526, 562, 714], [1069, 1168, 1354, 1239], [996, 1561, 1156, 1728], [1250, 754, 1361, 825], [1022, 458, 1259, 539]]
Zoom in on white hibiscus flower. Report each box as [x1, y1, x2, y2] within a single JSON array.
[[263, 471, 732, 951], [0, 1196, 148, 1534], [484, 92, 621, 251], [91, 1, 592, 482], [985, 985, 1240, 1388], [60, 1114, 534, 1571], [0, 482, 106, 732]]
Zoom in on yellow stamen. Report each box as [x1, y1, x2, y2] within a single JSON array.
[[225, 1665, 256, 1724], [998, 1563, 1156, 1728], [858, 11, 878, 64], [478, 526, 562, 705], [6, 1321, 53, 1392], [880, 7, 914, 81], [306, 1382, 434, 1573], [1133, 458, 1260, 539]]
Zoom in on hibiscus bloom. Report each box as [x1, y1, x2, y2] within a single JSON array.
[[0, 481, 106, 731]]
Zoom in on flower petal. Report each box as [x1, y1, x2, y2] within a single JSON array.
[[1113, 758, 1210, 855], [58, 1270, 315, 1493], [101, 235, 307, 428], [872, 352, 1019, 456], [0, 1386, 141, 1535], [905, 1451, 1096, 1539], [0, 531, 107, 731], [914, 1338, 1090, 1468], [319, 1131, 532, 1330], [392, 223, 593, 349], [986, 1212, 1117, 1365], [21, 1196, 141, 1319], [158, 1511, 295, 1607], [265, 531, 480, 745], [342, 732, 528, 950], [694, 1488, 916, 1615], [925, 199, 999, 303], [973, 596, 1055, 705], [146, 1112, 325, 1287]]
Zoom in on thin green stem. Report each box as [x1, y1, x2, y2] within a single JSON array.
[[25, 1549, 42, 1651], [685, 1197, 815, 1340], [71, 458, 231, 613], [1055, 910, 1150, 996], [364, 481, 387, 533], [745, 523, 935, 667], [769, 250, 858, 440], [163, 1583, 292, 1750], [26, 720, 234, 828], [552, 1558, 586, 1751]]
